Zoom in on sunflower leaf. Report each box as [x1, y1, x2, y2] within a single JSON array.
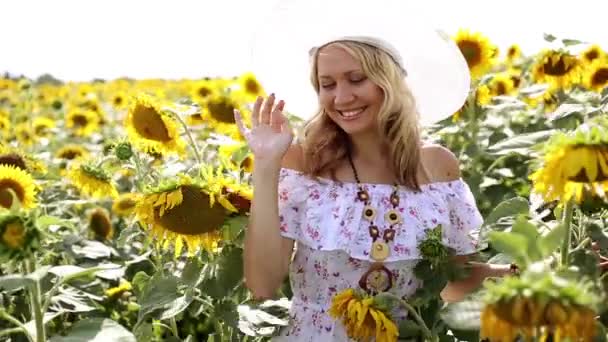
[[488, 231, 529, 266], [487, 130, 555, 156], [48, 317, 135, 342], [538, 223, 566, 258], [543, 33, 557, 42], [483, 197, 529, 227], [511, 216, 542, 261]]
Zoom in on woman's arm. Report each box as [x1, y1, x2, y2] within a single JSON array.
[[440, 255, 514, 302]]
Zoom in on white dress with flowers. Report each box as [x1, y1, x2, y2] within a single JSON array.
[[272, 168, 483, 341]]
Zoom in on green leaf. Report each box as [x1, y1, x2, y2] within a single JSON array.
[[158, 289, 195, 320], [0, 274, 35, 292], [37, 215, 75, 230], [487, 130, 555, 156], [137, 274, 181, 321], [488, 231, 529, 266], [587, 222, 608, 251], [181, 257, 204, 287], [547, 103, 585, 121], [562, 38, 586, 46], [538, 223, 566, 258], [440, 295, 483, 331], [543, 33, 557, 42], [49, 318, 135, 342], [397, 319, 422, 338], [484, 197, 529, 226], [511, 216, 541, 261]]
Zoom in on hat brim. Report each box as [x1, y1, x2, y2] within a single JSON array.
[[248, 0, 471, 127]]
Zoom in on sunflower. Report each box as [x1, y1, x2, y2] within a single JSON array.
[[0, 213, 41, 262], [329, 288, 399, 342], [580, 44, 605, 65], [203, 93, 249, 138], [233, 72, 266, 102], [65, 108, 100, 136], [475, 84, 492, 106], [66, 162, 118, 199], [32, 116, 55, 137], [487, 73, 516, 97], [112, 193, 140, 217], [529, 121, 608, 204], [56, 144, 89, 161], [531, 49, 582, 90], [0, 165, 37, 210], [505, 44, 522, 64], [0, 116, 10, 138], [218, 142, 254, 173], [111, 91, 130, 110], [583, 58, 608, 92], [88, 207, 113, 240], [15, 123, 35, 146], [190, 79, 219, 104], [125, 93, 186, 157], [200, 164, 253, 213], [135, 174, 238, 255], [452, 29, 496, 78], [481, 268, 600, 342]]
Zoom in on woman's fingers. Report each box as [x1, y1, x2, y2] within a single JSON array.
[[251, 96, 263, 127], [260, 93, 275, 125], [233, 109, 250, 140], [270, 100, 285, 131]]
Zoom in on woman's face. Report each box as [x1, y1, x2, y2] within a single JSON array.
[[316, 44, 384, 135]]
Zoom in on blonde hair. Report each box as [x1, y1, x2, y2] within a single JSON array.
[[299, 40, 423, 190]]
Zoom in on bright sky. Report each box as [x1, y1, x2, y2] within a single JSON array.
[[1, 0, 607, 82]]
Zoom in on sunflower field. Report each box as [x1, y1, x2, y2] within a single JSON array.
[[0, 29, 608, 342]]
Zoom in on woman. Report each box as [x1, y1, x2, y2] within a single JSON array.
[[234, 37, 514, 340]]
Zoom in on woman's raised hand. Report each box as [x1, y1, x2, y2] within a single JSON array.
[[234, 94, 294, 168]]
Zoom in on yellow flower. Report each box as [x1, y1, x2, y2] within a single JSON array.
[[67, 162, 118, 199], [505, 44, 522, 64], [134, 173, 242, 255], [105, 281, 132, 298], [0, 165, 38, 209], [88, 207, 113, 240], [476, 84, 492, 106], [56, 144, 89, 161], [531, 49, 582, 90], [203, 93, 249, 138], [452, 29, 496, 78], [487, 73, 516, 97], [112, 193, 140, 217], [1, 221, 26, 249], [190, 79, 220, 104], [583, 58, 608, 92], [529, 122, 608, 204], [125, 93, 186, 157], [329, 288, 399, 342], [0, 146, 47, 175], [233, 72, 266, 102], [580, 44, 605, 65], [0, 116, 10, 138], [15, 123, 36, 146], [218, 142, 254, 173], [65, 108, 100, 136], [32, 116, 55, 137]]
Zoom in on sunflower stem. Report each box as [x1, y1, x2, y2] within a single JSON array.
[[24, 258, 46, 342], [0, 310, 35, 342], [169, 317, 179, 338], [166, 110, 203, 165], [560, 200, 575, 267], [393, 295, 433, 340]]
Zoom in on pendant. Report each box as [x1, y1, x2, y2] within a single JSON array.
[[359, 263, 393, 294], [371, 241, 390, 262]]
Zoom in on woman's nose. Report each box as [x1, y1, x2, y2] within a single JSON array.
[[333, 85, 355, 105]]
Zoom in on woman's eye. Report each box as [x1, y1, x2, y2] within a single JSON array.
[[321, 84, 335, 89]]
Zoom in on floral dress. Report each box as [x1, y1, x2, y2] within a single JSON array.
[[272, 168, 483, 341]]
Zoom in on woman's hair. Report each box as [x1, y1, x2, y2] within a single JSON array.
[[298, 40, 423, 191]]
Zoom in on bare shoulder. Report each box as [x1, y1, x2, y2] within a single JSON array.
[[281, 143, 305, 172], [420, 143, 461, 182]]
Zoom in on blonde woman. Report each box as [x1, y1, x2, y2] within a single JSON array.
[[234, 3, 515, 340]]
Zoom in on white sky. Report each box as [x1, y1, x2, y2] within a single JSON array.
[[1, 0, 607, 81]]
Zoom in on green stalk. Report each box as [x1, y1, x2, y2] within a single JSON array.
[[560, 200, 575, 267], [24, 258, 45, 342], [165, 109, 203, 164], [386, 294, 434, 341], [0, 310, 35, 342]]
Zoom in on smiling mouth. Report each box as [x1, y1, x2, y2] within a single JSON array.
[[337, 106, 367, 119]]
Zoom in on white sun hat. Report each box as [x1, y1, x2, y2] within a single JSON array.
[[248, 0, 472, 127]]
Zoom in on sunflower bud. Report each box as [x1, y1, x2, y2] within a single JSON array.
[[114, 142, 133, 160]]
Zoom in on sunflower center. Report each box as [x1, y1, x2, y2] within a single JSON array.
[[72, 114, 89, 127], [89, 210, 112, 239], [0, 153, 27, 170], [457, 40, 482, 68], [542, 55, 575, 76], [59, 149, 83, 160], [132, 104, 171, 142], [207, 98, 236, 124], [114, 96, 123, 106], [245, 79, 261, 95], [0, 179, 25, 209], [495, 82, 507, 95], [507, 47, 518, 59], [156, 185, 227, 235], [585, 50, 599, 61], [591, 67, 608, 87], [117, 198, 136, 211], [198, 87, 212, 98]]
